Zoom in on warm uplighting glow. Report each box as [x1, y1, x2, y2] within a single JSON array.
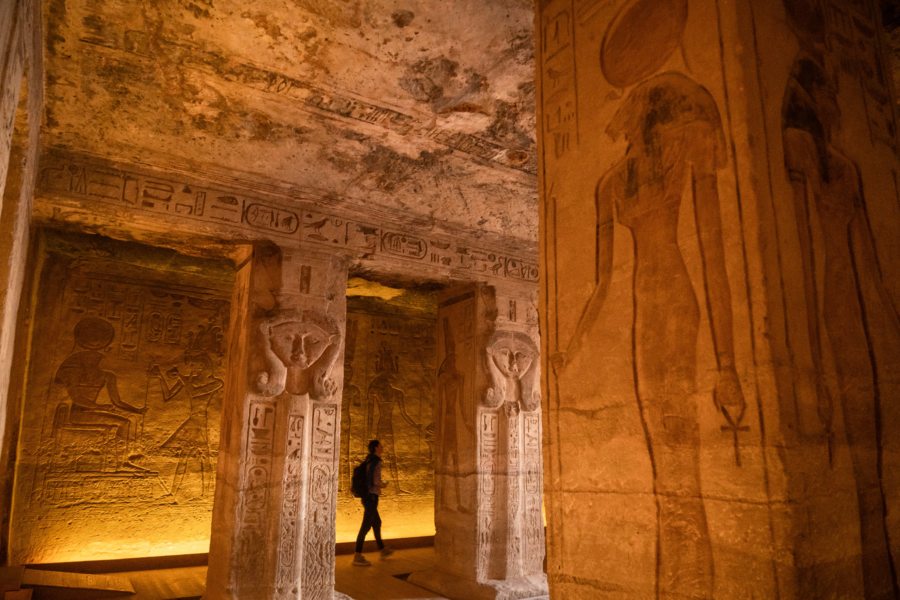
[[336, 496, 436, 543], [346, 277, 405, 300], [24, 538, 210, 565]]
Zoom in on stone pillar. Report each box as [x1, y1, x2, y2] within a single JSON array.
[[207, 243, 347, 599], [409, 283, 547, 599], [0, 0, 41, 560], [538, 0, 900, 598]]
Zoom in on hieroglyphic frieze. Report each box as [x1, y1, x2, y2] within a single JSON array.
[[36, 153, 539, 285], [39, 158, 298, 240], [300, 209, 539, 283]]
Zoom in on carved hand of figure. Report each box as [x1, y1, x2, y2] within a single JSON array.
[[522, 390, 541, 413], [311, 333, 341, 399], [122, 402, 147, 415], [484, 346, 506, 408], [314, 371, 337, 399], [714, 366, 746, 426], [549, 351, 567, 374], [255, 321, 286, 396]]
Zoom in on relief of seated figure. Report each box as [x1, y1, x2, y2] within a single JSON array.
[[50, 316, 146, 472]]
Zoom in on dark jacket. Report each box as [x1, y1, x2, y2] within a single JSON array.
[[366, 454, 383, 496]]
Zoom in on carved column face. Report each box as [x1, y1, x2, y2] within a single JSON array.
[[255, 309, 341, 399], [269, 321, 330, 370], [486, 329, 540, 412], [208, 245, 347, 600], [410, 283, 547, 598]]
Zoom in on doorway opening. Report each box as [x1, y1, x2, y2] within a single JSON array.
[[336, 276, 442, 547]]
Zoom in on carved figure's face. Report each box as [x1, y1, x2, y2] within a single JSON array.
[[269, 321, 330, 369], [811, 84, 840, 133], [491, 341, 534, 379], [184, 355, 212, 380]]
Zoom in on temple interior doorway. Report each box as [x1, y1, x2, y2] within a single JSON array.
[[337, 276, 441, 547]]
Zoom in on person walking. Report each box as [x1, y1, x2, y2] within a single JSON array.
[[353, 439, 393, 566]]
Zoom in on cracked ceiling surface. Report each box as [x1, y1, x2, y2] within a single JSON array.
[[42, 0, 538, 244]]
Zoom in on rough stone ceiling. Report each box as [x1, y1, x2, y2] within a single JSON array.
[[42, 0, 538, 244]]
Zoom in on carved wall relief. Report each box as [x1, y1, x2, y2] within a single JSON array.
[[36, 151, 539, 288], [335, 296, 436, 542], [10, 233, 232, 564], [782, 0, 899, 151], [549, 2, 750, 596], [782, 6, 900, 594], [485, 330, 539, 412]]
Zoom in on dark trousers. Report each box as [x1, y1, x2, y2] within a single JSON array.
[[355, 493, 383, 553]]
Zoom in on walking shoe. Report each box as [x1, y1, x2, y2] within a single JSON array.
[[380, 547, 394, 558], [352, 553, 371, 566]]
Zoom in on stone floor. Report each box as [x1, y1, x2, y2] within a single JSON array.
[[23, 548, 448, 600], [334, 547, 447, 600]]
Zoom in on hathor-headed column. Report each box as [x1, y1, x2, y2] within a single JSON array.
[[207, 243, 348, 599], [410, 283, 547, 599]]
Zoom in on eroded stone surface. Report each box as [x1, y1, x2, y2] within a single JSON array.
[[41, 0, 537, 243]]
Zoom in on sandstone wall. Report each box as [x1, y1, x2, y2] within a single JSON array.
[[0, 0, 42, 564], [538, 0, 900, 597], [9, 231, 233, 564]]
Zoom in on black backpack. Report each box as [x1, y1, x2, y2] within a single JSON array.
[[351, 458, 369, 498]]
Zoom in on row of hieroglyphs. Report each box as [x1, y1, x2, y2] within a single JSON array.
[[37, 153, 539, 284], [71, 20, 536, 174], [817, 0, 898, 150]]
